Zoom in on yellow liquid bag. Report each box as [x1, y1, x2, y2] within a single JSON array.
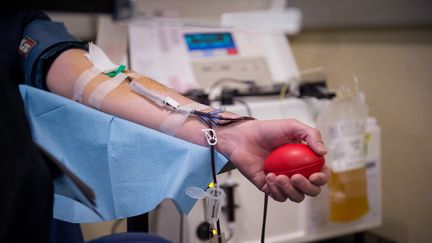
[[328, 167, 369, 221], [318, 87, 369, 222]]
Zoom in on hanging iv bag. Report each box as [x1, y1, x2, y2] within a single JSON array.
[[317, 85, 369, 222]]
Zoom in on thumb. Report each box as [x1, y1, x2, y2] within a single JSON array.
[[307, 139, 327, 156]]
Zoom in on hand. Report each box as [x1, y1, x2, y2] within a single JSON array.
[[217, 119, 329, 202]]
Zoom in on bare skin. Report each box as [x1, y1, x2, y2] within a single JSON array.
[[47, 49, 329, 202]]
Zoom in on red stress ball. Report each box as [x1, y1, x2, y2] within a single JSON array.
[[264, 143, 325, 179]]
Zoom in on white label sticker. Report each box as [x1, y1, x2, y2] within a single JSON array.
[[328, 120, 366, 172]]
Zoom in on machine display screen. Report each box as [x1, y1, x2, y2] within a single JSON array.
[[184, 32, 238, 56]]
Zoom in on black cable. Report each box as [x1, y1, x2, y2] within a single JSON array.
[[233, 98, 253, 117], [195, 110, 256, 243], [216, 220, 222, 243], [211, 135, 222, 243], [261, 194, 269, 243], [197, 118, 222, 242], [179, 213, 183, 243], [210, 143, 218, 185]]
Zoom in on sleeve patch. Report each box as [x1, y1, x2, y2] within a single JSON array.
[[19, 36, 38, 58]]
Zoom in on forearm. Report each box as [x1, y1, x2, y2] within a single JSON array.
[[46, 49, 329, 201], [46, 48, 230, 150]]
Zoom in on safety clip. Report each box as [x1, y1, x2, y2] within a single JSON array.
[[202, 128, 217, 146], [106, 65, 126, 77]]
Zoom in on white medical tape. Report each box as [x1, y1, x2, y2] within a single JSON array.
[[159, 110, 191, 136], [86, 42, 118, 73], [73, 66, 101, 102], [160, 103, 210, 136], [88, 73, 128, 109]]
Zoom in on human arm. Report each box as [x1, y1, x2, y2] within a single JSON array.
[[46, 48, 329, 202]]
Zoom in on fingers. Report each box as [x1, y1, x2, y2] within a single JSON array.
[[266, 174, 287, 202], [266, 173, 305, 203], [309, 165, 330, 186], [280, 119, 327, 156], [300, 126, 327, 156], [265, 171, 327, 203], [291, 174, 321, 197]]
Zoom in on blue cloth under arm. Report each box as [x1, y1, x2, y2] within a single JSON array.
[[21, 19, 87, 90], [19, 85, 229, 223]]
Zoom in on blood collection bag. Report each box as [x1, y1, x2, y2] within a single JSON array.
[[317, 86, 369, 222]]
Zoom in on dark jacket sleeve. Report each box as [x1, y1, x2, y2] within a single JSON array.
[[19, 12, 88, 90]]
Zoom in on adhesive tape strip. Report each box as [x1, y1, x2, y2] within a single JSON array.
[[73, 66, 101, 102], [88, 73, 127, 109]]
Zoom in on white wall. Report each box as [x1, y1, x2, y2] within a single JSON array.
[[47, 12, 98, 41]]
